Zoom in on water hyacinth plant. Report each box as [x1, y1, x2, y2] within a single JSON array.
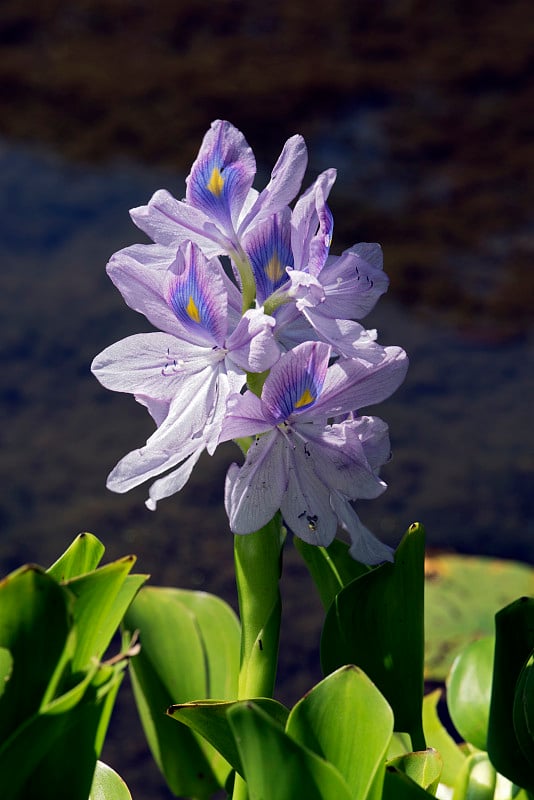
[[91, 119, 407, 558], [3, 120, 534, 800]]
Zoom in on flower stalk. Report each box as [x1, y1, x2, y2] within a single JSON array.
[[234, 515, 284, 700], [232, 515, 284, 800]]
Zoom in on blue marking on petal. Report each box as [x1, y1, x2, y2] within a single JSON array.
[[244, 212, 294, 304], [282, 370, 320, 417], [167, 253, 221, 342], [186, 123, 253, 236], [261, 341, 331, 424], [271, 362, 322, 420]]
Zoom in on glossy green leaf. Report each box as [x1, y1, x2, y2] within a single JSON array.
[[422, 690, 466, 787], [0, 566, 71, 742], [386, 732, 413, 760], [171, 589, 241, 699], [451, 751, 496, 800], [424, 554, 534, 681], [447, 636, 494, 751], [0, 647, 13, 700], [65, 556, 146, 671], [386, 749, 442, 795], [0, 661, 125, 800], [168, 698, 289, 776], [47, 532, 105, 581], [295, 538, 370, 610], [382, 767, 437, 799], [487, 597, 534, 792], [513, 652, 534, 767], [128, 653, 220, 799], [228, 701, 353, 800], [321, 523, 426, 749], [124, 587, 240, 798], [90, 761, 133, 800], [286, 665, 393, 800]]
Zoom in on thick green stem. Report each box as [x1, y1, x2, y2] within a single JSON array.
[[231, 516, 284, 800], [234, 515, 284, 699]]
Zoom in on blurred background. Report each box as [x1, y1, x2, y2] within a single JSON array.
[[1, 0, 533, 796]]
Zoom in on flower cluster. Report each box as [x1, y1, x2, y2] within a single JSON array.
[[92, 120, 408, 563]]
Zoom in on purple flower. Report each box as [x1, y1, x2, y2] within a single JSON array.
[[91, 240, 279, 510], [219, 340, 408, 563], [129, 120, 308, 261], [240, 170, 390, 358]]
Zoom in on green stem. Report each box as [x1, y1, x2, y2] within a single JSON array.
[[232, 516, 284, 800], [234, 515, 284, 699], [230, 246, 257, 314]]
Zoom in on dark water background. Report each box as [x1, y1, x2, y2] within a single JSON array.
[[1, 1, 533, 797]]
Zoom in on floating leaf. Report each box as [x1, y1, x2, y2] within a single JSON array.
[[425, 554, 534, 680]]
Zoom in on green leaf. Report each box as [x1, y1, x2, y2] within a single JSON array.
[[386, 750, 442, 795], [171, 589, 241, 699], [450, 751, 496, 800], [168, 698, 289, 776], [0, 647, 13, 700], [487, 597, 534, 792], [228, 701, 353, 800], [446, 636, 494, 751], [0, 566, 71, 742], [321, 523, 426, 749], [422, 690, 466, 788], [447, 643, 493, 751], [513, 653, 534, 765], [90, 761, 133, 800], [65, 556, 147, 671], [294, 538, 370, 610], [286, 665, 393, 800], [0, 661, 125, 800], [47, 533, 105, 581], [123, 587, 241, 798], [424, 554, 534, 681], [382, 768, 437, 799]]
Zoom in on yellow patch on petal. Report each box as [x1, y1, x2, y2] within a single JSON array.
[[207, 167, 224, 197], [295, 387, 315, 408], [265, 254, 284, 284], [186, 295, 201, 323]]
